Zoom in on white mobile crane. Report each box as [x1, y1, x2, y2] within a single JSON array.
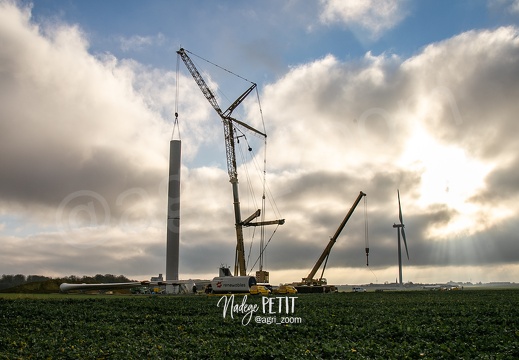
[[177, 48, 284, 278], [294, 191, 367, 293]]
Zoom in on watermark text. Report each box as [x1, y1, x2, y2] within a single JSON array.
[[217, 294, 300, 326]]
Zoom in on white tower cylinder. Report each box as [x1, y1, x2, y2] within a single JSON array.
[[166, 139, 181, 281]]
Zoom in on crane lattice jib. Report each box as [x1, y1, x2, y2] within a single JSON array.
[[177, 49, 224, 117], [223, 121, 237, 181], [177, 48, 261, 181]]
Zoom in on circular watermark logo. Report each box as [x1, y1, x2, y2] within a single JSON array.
[[116, 187, 153, 233], [56, 190, 111, 249]]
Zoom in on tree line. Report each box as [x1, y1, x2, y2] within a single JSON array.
[[0, 274, 135, 291]]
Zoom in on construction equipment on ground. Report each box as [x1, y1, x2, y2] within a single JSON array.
[[250, 284, 271, 296], [293, 191, 367, 293], [274, 284, 298, 295], [205, 266, 257, 294], [177, 48, 284, 277]]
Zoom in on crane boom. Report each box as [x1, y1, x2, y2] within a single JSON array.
[[303, 191, 366, 284], [177, 48, 283, 277]]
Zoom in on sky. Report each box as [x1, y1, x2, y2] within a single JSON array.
[[1, 0, 519, 285]]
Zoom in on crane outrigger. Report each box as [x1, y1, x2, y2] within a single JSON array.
[[177, 48, 284, 277]]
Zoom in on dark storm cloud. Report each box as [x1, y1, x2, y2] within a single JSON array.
[[472, 156, 519, 204]]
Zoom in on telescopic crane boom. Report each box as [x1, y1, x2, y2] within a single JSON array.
[[177, 48, 284, 276], [302, 191, 366, 285]]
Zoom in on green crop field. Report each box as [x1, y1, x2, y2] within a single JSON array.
[[1, 290, 518, 359]]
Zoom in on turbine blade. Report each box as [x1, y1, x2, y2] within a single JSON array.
[[398, 189, 404, 225], [401, 227, 409, 260]]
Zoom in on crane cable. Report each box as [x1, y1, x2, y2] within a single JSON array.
[[173, 52, 181, 140], [364, 195, 369, 266], [364, 195, 377, 281], [248, 223, 281, 274], [234, 131, 258, 267], [184, 48, 256, 86], [257, 87, 267, 272], [234, 87, 279, 275], [236, 130, 279, 274], [245, 225, 257, 271], [236, 135, 258, 272], [319, 251, 330, 282]]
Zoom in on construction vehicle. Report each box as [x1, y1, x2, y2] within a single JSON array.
[[352, 287, 367, 292], [274, 284, 298, 295], [293, 191, 367, 293], [176, 48, 284, 278], [250, 284, 271, 296]]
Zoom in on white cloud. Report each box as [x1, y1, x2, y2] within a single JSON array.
[[119, 33, 165, 52], [259, 25, 519, 283], [488, 0, 519, 14], [319, 0, 408, 39]]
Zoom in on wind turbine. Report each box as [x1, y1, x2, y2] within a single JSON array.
[[393, 190, 409, 285]]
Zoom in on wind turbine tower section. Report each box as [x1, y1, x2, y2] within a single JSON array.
[[166, 139, 181, 284]]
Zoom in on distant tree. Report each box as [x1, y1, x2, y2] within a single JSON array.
[[66, 275, 80, 282], [1, 274, 14, 284], [0, 274, 26, 290], [26, 275, 51, 283], [115, 275, 132, 282], [81, 275, 95, 283], [13, 274, 25, 285]]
